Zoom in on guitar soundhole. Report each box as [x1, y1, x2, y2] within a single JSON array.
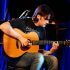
[[21, 46, 30, 51], [16, 40, 30, 51]]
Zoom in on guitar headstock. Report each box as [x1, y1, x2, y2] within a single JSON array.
[[65, 40, 70, 46]]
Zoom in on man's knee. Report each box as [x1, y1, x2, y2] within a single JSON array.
[[45, 55, 58, 70], [45, 55, 58, 63], [34, 53, 44, 64], [50, 56, 58, 70], [50, 56, 58, 65]]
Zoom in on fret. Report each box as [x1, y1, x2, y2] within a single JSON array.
[[32, 40, 70, 45]]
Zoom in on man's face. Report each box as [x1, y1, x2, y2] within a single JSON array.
[[37, 15, 50, 27]]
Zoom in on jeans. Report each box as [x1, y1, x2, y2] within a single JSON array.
[[7, 54, 58, 70], [43, 55, 58, 70], [7, 53, 44, 70]]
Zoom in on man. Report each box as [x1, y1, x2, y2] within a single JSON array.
[[0, 4, 59, 70]]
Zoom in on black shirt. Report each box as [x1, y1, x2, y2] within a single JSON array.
[[9, 18, 46, 49]]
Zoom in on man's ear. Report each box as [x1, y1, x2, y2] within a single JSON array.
[[37, 15, 41, 20]]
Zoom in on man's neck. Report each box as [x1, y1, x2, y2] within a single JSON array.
[[34, 23, 39, 27]]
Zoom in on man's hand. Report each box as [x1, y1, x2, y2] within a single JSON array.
[[52, 41, 59, 49], [18, 36, 30, 47], [50, 41, 59, 53]]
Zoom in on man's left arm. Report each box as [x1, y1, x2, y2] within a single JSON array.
[[43, 42, 59, 56]]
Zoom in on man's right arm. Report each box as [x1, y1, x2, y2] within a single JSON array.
[[0, 21, 29, 46], [0, 21, 22, 39]]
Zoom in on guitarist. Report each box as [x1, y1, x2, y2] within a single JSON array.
[[0, 4, 59, 70]]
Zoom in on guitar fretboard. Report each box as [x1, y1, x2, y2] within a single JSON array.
[[32, 40, 69, 45]]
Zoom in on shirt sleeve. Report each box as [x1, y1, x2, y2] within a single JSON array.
[[9, 18, 26, 31]]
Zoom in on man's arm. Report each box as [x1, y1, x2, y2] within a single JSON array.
[[0, 22, 22, 39], [0, 21, 29, 46], [43, 42, 59, 56]]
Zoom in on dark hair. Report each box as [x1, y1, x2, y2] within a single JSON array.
[[32, 4, 54, 23]]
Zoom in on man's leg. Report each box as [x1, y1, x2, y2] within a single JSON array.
[[30, 53, 44, 70], [44, 55, 58, 70], [15, 53, 44, 70]]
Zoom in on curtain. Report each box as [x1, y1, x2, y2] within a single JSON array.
[[0, 0, 10, 70], [57, 21, 70, 70], [0, 0, 11, 21]]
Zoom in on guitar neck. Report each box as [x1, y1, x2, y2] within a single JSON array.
[[32, 40, 68, 45]]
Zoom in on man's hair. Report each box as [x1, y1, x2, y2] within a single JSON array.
[[32, 4, 54, 23]]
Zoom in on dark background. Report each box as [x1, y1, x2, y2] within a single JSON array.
[[8, 0, 70, 22]]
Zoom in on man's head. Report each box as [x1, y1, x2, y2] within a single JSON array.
[[32, 4, 54, 27]]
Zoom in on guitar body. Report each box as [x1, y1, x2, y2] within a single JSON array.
[[3, 28, 39, 58]]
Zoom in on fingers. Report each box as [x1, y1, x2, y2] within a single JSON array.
[[21, 39, 31, 47], [52, 41, 59, 48], [53, 41, 59, 45]]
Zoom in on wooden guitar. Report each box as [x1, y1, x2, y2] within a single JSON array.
[[3, 28, 70, 58]]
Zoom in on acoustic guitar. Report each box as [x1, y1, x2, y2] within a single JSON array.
[[3, 28, 70, 58]]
